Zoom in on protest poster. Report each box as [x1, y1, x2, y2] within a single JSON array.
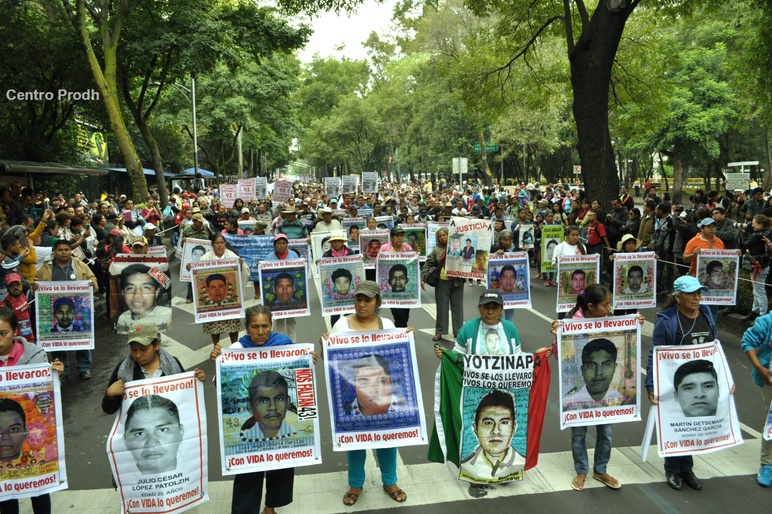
[[318, 255, 365, 316], [272, 180, 293, 203], [358, 208, 373, 219], [426, 221, 450, 255], [253, 214, 272, 234], [517, 224, 535, 250], [651, 341, 742, 457], [0, 363, 67, 501], [237, 220, 257, 236], [557, 315, 641, 429], [341, 175, 358, 194], [191, 258, 245, 323], [696, 250, 740, 305], [255, 177, 268, 200], [556, 254, 600, 313], [237, 178, 255, 201], [445, 217, 493, 281], [322, 329, 427, 451], [220, 184, 238, 209], [35, 281, 94, 351], [341, 217, 365, 252], [488, 253, 531, 309], [362, 172, 378, 194], [216, 345, 320, 475], [287, 239, 311, 274], [358, 230, 390, 270], [400, 223, 427, 261], [108, 254, 173, 334], [325, 177, 341, 200], [458, 353, 534, 483], [107, 372, 208, 514], [180, 238, 212, 282], [428, 350, 551, 483], [376, 252, 421, 308], [374, 215, 394, 230], [223, 234, 274, 282], [310, 231, 331, 264], [612, 252, 656, 310], [147, 246, 167, 257], [540, 225, 564, 273], [258, 259, 310, 320]]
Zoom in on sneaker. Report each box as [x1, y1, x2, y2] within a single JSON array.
[[79, 371, 92, 380], [757, 464, 772, 487]]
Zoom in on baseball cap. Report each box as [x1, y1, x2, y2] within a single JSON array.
[[673, 276, 708, 294], [479, 289, 504, 306], [328, 230, 346, 242], [354, 280, 381, 298], [132, 237, 148, 247], [5, 273, 22, 285], [390, 226, 405, 237], [109, 229, 121, 237], [241, 207, 251, 214], [274, 233, 288, 244], [697, 218, 716, 228], [127, 324, 160, 346], [144, 223, 157, 231]]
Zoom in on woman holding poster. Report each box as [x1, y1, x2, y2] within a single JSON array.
[[379, 227, 413, 328], [265, 234, 301, 342], [102, 324, 206, 415], [551, 226, 586, 319], [322, 230, 356, 327], [211, 305, 317, 514], [0, 307, 63, 514], [327, 281, 409, 506], [645, 276, 717, 492], [551, 284, 624, 492], [421, 227, 464, 342], [198, 233, 249, 347]]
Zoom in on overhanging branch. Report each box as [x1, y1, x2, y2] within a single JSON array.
[[488, 16, 562, 76]]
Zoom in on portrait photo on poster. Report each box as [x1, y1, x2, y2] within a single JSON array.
[[259, 267, 309, 315], [114, 263, 172, 334], [561, 334, 637, 412], [459, 387, 527, 483], [326, 344, 421, 433]]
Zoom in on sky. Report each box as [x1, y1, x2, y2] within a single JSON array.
[[296, 0, 399, 63]]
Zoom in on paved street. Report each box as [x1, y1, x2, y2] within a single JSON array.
[[38, 254, 772, 514]]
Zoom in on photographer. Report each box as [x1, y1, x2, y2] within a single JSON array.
[[712, 206, 741, 250], [673, 207, 700, 277], [741, 215, 772, 322]]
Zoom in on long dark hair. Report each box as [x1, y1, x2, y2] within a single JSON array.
[[565, 225, 587, 254], [567, 284, 609, 318]]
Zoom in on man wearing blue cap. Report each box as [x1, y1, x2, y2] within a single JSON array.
[[646, 275, 717, 492]]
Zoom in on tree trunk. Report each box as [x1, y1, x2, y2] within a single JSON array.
[[68, 2, 149, 203], [569, 5, 631, 209], [476, 124, 493, 187], [671, 146, 686, 205], [135, 121, 169, 205]]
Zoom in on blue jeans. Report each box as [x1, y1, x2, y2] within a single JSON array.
[[347, 448, 398, 488], [571, 424, 612, 474], [51, 350, 91, 376], [752, 267, 769, 315]]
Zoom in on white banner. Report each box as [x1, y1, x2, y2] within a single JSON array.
[[362, 172, 378, 194], [445, 217, 493, 280], [258, 259, 311, 319], [272, 180, 293, 203], [237, 178, 256, 201], [216, 345, 320, 475], [220, 184, 238, 209], [696, 250, 740, 305], [107, 372, 208, 514], [556, 254, 601, 313], [0, 363, 68, 501], [191, 258, 245, 323], [375, 252, 421, 308], [318, 255, 365, 316], [325, 177, 341, 200], [255, 177, 268, 200], [180, 238, 212, 282], [322, 330, 427, 451], [341, 175, 358, 194], [35, 281, 94, 351], [611, 252, 656, 309], [558, 316, 641, 429], [651, 341, 742, 457]]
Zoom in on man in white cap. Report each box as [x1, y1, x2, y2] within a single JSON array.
[[143, 223, 162, 246], [313, 208, 342, 233]]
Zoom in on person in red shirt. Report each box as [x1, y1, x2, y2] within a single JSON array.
[[585, 211, 610, 257], [1, 273, 34, 343]]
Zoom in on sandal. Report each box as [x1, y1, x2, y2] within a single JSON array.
[[342, 488, 362, 506], [571, 473, 587, 491], [432, 334, 443, 342], [383, 484, 406, 503], [593, 472, 621, 489]]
